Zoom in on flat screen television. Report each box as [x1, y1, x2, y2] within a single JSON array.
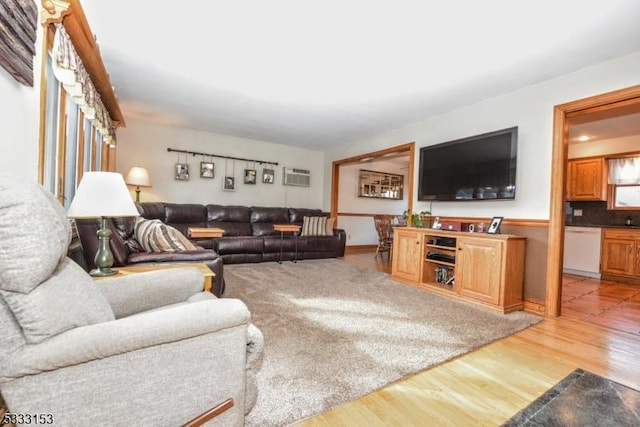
[[418, 127, 518, 201]]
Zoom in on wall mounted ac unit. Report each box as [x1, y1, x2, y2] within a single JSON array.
[[283, 167, 311, 187]]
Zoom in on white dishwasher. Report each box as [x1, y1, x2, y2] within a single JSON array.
[[563, 226, 602, 278]]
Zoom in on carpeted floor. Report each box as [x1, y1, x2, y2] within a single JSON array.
[[503, 368, 640, 426], [224, 259, 542, 426]]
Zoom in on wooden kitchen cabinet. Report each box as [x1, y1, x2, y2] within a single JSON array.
[[391, 228, 526, 313], [566, 157, 607, 201], [601, 228, 640, 283]]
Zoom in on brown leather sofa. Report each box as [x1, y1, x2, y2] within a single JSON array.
[[136, 203, 346, 264], [75, 203, 346, 297], [75, 216, 226, 297]]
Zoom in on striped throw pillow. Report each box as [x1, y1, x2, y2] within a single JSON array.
[[134, 218, 198, 252], [301, 216, 329, 236]]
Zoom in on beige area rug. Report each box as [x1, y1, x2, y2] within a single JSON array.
[[224, 259, 541, 426]]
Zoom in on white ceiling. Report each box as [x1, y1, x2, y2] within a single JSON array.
[[569, 112, 640, 144], [81, 0, 640, 150]]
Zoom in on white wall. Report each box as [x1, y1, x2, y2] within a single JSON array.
[[568, 135, 640, 159], [116, 121, 325, 208], [324, 51, 640, 221], [339, 159, 409, 245], [0, 25, 42, 181]]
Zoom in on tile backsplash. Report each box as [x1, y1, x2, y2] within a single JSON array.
[[567, 201, 639, 227]]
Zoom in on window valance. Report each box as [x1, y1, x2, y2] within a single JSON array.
[[608, 157, 640, 185], [52, 23, 116, 145], [0, 0, 38, 86]]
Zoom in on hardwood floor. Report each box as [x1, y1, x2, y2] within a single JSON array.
[[294, 248, 640, 426], [561, 274, 640, 336]]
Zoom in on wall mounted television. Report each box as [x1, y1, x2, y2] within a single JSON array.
[[418, 127, 518, 201]]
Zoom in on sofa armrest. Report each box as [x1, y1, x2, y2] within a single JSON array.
[[95, 268, 205, 318], [0, 299, 250, 382], [127, 249, 219, 264], [127, 250, 225, 297]]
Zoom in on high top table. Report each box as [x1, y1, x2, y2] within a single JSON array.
[[273, 224, 301, 263]]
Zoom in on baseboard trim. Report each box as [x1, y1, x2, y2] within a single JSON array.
[[601, 273, 640, 286], [524, 299, 546, 315], [345, 245, 378, 253]]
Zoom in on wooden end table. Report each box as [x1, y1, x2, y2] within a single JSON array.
[[273, 224, 301, 264], [187, 227, 225, 238], [93, 262, 215, 292]]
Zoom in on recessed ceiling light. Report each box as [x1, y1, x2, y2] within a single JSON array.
[[577, 135, 591, 142]]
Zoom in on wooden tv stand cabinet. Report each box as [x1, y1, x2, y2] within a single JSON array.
[[391, 227, 526, 313]]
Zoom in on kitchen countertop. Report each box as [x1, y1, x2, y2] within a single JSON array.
[[566, 223, 640, 229]]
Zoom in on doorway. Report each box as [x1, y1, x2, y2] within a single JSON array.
[[546, 84, 640, 316], [330, 142, 415, 249]]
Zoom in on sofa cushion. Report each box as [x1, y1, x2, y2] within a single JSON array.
[[1, 256, 115, 344], [301, 216, 331, 236], [0, 174, 70, 293], [136, 202, 166, 220], [206, 205, 252, 236], [0, 175, 115, 344], [216, 237, 264, 255], [207, 205, 251, 222], [112, 217, 143, 253], [207, 222, 253, 237], [289, 208, 325, 224], [165, 203, 207, 223], [135, 218, 199, 252], [251, 207, 289, 236], [250, 207, 289, 224]]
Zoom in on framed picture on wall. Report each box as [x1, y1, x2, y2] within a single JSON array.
[[244, 169, 257, 184], [200, 162, 214, 178], [487, 216, 503, 234], [223, 176, 236, 191], [262, 168, 275, 184], [175, 163, 189, 181]]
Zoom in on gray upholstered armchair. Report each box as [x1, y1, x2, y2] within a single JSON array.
[[0, 174, 263, 426]]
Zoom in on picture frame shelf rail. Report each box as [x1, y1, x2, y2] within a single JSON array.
[[167, 148, 279, 166]]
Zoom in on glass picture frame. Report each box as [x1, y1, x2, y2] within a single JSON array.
[[223, 176, 236, 191], [244, 169, 257, 184], [262, 168, 275, 184], [200, 161, 214, 178], [175, 163, 189, 181], [487, 216, 503, 234]]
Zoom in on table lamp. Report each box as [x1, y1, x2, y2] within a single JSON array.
[[67, 172, 140, 276], [125, 166, 151, 202]]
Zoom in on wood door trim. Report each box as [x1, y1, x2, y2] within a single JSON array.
[[331, 142, 415, 229], [547, 84, 640, 317]]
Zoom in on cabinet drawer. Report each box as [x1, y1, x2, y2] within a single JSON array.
[[603, 228, 640, 240]]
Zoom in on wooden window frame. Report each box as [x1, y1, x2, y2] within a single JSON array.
[[38, 0, 124, 191]]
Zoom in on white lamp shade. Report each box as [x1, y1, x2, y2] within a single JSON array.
[[67, 172, 140, 218], [125, 166, 151, 187]]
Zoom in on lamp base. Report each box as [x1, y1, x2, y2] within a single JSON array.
[[89, 267, 119, 277]]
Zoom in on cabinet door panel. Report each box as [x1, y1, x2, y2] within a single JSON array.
[[601, 238, 635, 276], [457, 238, 502, 304], [566, 158, 606, 201], [392, 229, 422, 282]]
